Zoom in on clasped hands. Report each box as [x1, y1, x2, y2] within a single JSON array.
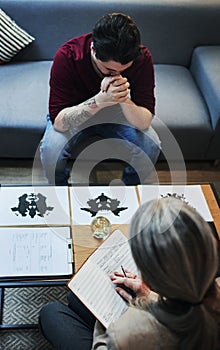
[[97, 75, 130, 104], [110, 269, 150, 302]]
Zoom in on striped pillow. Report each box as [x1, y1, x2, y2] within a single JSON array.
[[0, 9, 35, 63]]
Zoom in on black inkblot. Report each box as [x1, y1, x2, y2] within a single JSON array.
[[11, 193, 54, 218], [80, 192, 128, 217], [160, 193, 190, 205]]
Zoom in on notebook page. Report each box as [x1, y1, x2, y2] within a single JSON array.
[[68, 230, 138, 327], [68, 260, 128, 328], [89, 229, 138, 275]]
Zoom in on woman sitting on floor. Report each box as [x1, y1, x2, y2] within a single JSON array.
[[39, 197, 220, 349]]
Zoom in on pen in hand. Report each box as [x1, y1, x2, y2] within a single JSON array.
[[121, 265, 127, 277], [119, 265, 136, 299]]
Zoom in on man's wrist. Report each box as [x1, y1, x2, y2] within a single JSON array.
[[95, 91, 105, 106], [84, 97, 99, 109], [95, 91, 115, 108]]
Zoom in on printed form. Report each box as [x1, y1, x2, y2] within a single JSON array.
[[0, 226, 73, 278]]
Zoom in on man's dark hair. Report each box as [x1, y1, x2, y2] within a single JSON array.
[[92, 13, 141, 64]]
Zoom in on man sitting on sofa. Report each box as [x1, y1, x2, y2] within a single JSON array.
[[40, 12, 161, 185]]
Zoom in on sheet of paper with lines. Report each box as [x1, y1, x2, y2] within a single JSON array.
[[68, 230, 138, 328]]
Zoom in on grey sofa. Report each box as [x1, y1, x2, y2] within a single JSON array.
[[1, 0, 220, 161]]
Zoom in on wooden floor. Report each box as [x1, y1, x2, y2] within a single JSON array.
[[0, 158, 220, 197], [94, 160, 220, 198]]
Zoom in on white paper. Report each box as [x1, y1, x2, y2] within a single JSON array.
[[0, 186, 70, 225], [70, 186, 139, 224], [0, 226, 73, 277], [89, 229, 138, 275], [68, 230, 138, 328], [137, 184, 213, 222], [69, 260, 128, 328]]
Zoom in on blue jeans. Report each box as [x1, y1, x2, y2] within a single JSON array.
[[40, 106, 161, 185]]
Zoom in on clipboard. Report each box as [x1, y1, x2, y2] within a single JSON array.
[[0, 226, 74, 282]]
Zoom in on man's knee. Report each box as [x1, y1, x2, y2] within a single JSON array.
[[144, 126, 161, 150]]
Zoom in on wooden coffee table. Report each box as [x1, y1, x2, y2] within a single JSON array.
[[72, 184, 220, 271]]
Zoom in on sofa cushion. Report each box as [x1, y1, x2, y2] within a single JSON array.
[[190, 46, 220, 130], [1, 0, 220, 66], [0, 61, 52, 158], [152, 65, 213, 159], [0, 9, 35, 63]]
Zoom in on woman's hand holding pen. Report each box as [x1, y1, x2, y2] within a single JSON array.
[[110, 268, 151, 302]]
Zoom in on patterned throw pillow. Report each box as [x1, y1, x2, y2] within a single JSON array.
[[0, 9, 35, 63]]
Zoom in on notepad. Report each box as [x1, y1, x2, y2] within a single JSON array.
[[68, 229, 138, 328], [0, 226, 73, 279]]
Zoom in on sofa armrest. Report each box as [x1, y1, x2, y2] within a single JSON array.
[[190, 46, 220, 159], [206, 120, 220, 159], [190, 46, 220, 131]]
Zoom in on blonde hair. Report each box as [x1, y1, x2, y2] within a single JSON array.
[[129, 197, 218, 349]]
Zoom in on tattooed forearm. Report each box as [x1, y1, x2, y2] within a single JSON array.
[[62, 97, 98, 130], [62, 109, 92, 130]]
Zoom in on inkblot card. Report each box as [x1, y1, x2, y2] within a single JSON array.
[[70, 186, 139, 225], [137, 185, 213, 222], [0, 186, 71, 226]]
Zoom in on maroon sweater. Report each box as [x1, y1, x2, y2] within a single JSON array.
[[49, 33, 155, 122]]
